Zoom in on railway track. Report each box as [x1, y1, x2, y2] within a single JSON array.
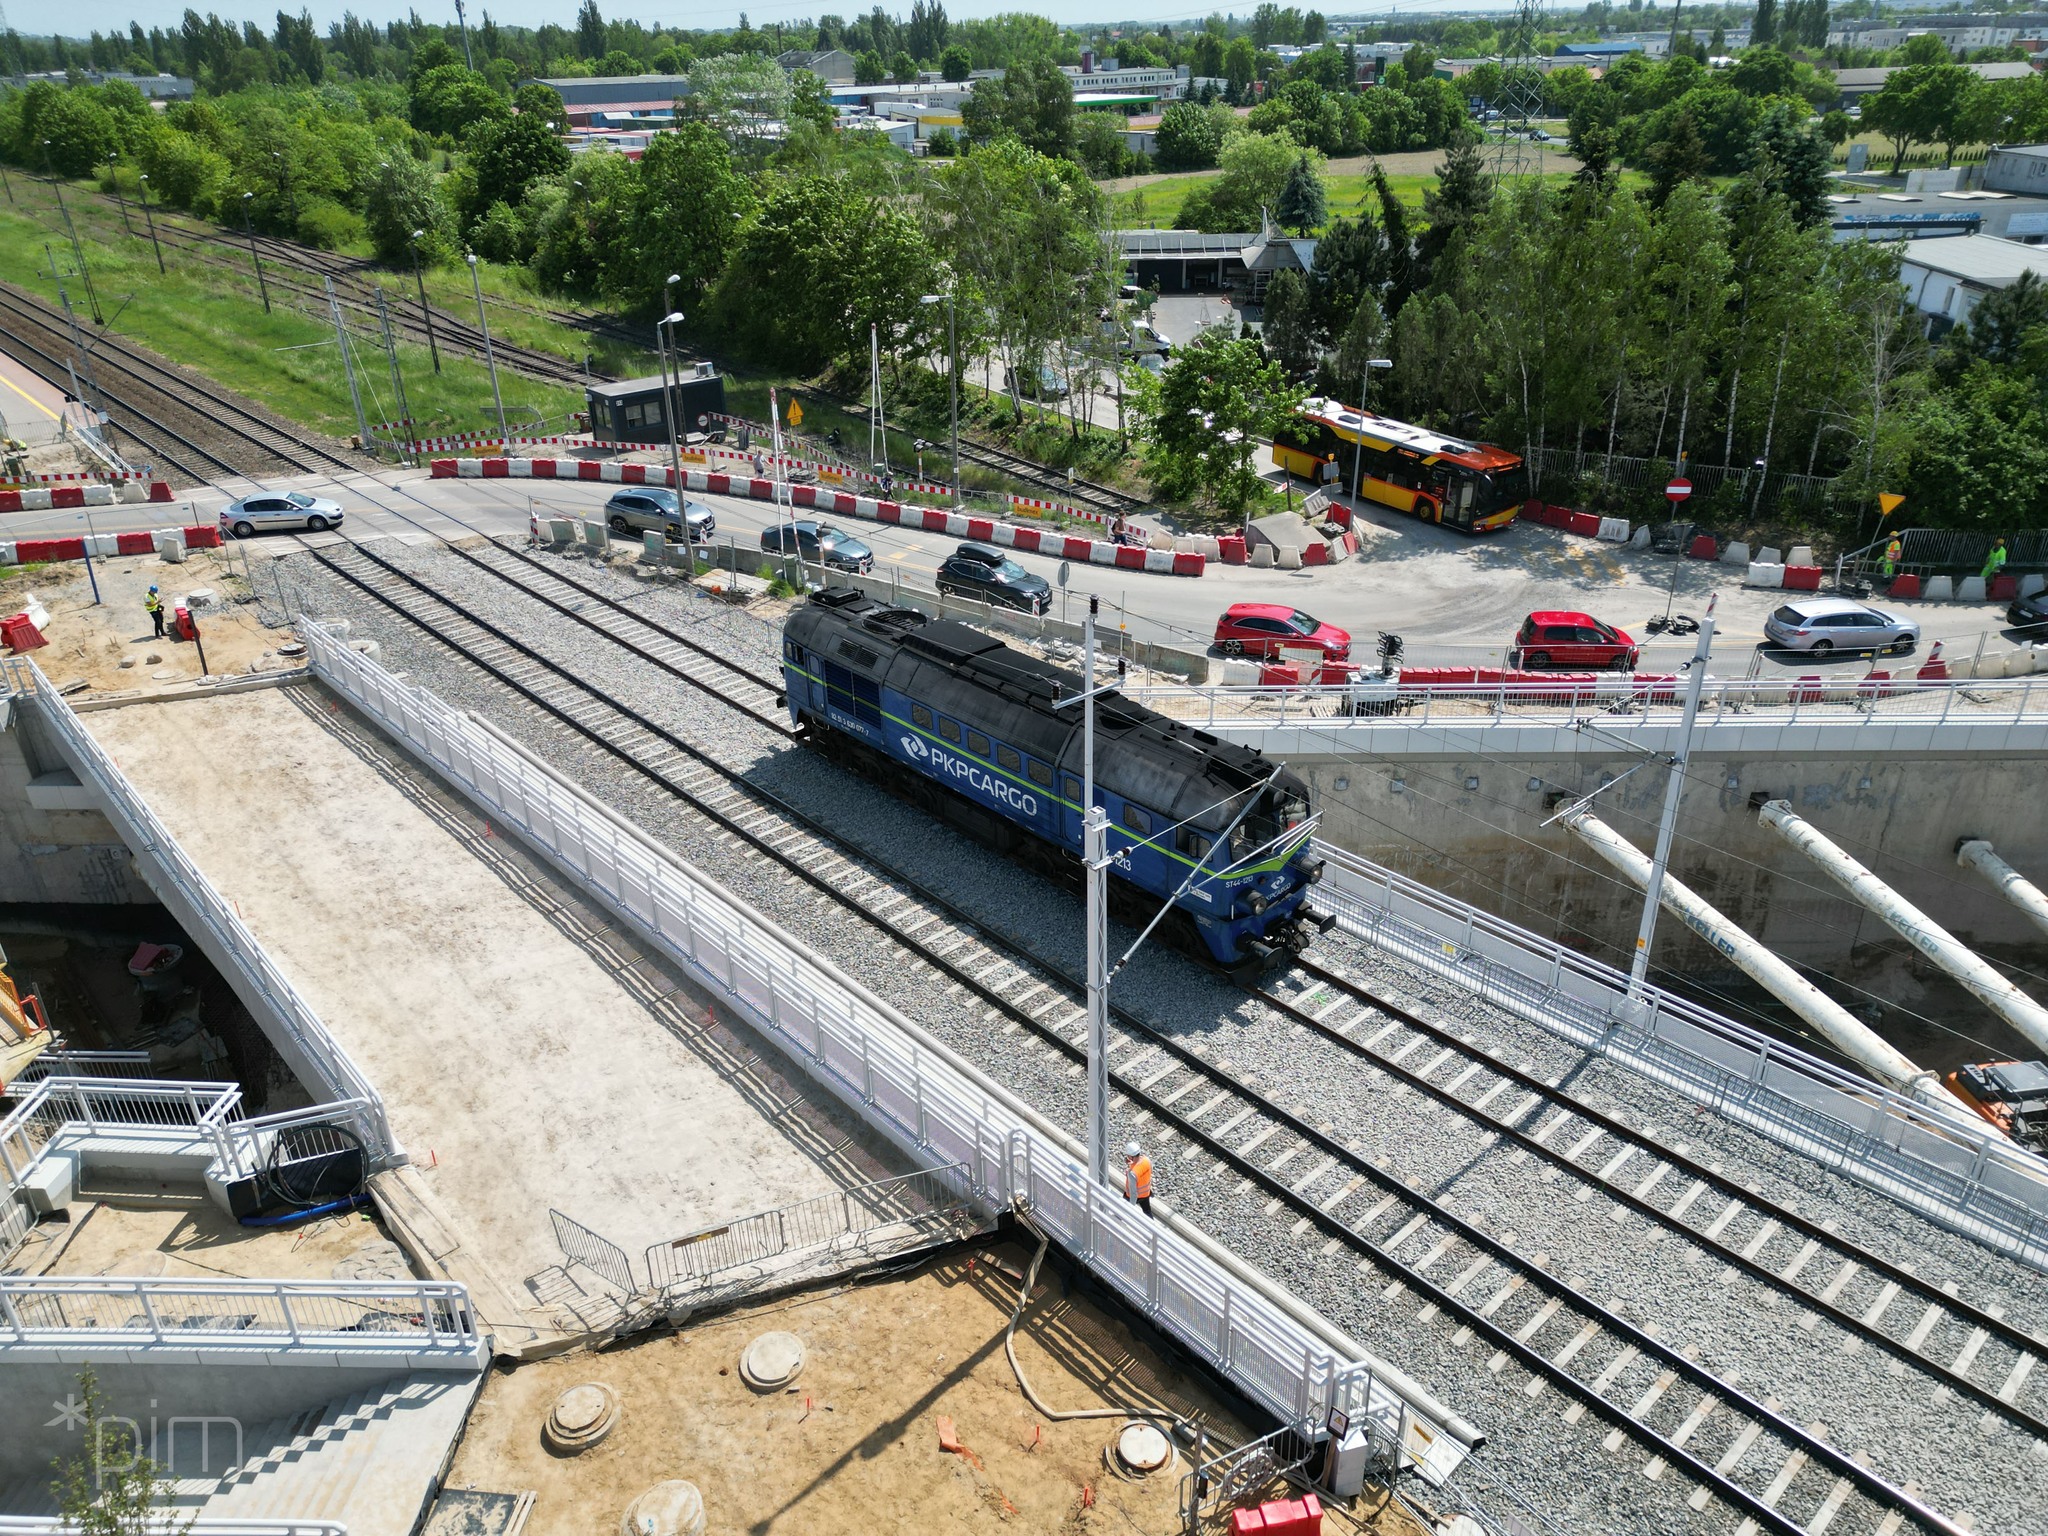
[[282, 518, 1994, 1536], [0, 281, 364, 484]]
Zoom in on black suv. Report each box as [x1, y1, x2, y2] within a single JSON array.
[[604, 488, 714, 542], [759, 519, 875, 574], [936, 542, 1051, 614], [2008, 587, 2048, 635]]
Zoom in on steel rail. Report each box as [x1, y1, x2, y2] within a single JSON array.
[[291, 539, 1961, 1536], [1281, 956, 2048, 1432]]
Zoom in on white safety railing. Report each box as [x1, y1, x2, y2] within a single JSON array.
[[0, 1277, 480, 1356], [13, 1049, 157, 1082], [0, 1521, 346, 1536], [1313, 843, 2048, 1272], [301, 618, 1472, 1484], [1, 659, 394, 1159], [1122, 673, 2048, 732]]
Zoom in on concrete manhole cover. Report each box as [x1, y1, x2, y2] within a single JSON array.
[[618, 1481, 704, 1536], [737, 1330, 806, 1390], [542, 1383, 620, 1454], [1114, 1421, 1172, 1475]]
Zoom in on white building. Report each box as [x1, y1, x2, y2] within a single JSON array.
[[1827, 13, 2048, 51], [1061, 56, 1191, 100], [1985, 144, 2048, 197], [1897, 234, 2048, 334]]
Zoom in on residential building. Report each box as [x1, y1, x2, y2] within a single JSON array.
[[1827, 13, 2048, 51]]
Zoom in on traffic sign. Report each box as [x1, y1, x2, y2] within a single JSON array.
[[1665, 478, 1692, 501], [1878, 492, 1905, 516], [787, 398, 803, 427]]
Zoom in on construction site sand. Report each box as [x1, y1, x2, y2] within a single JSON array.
[[434, 1239, 1407, 1536], [15, 1193, 406, 1287]]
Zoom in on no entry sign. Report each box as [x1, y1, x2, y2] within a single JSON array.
[[1666, 478, 1693, 501]]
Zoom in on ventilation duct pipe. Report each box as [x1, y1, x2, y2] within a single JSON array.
[[1761, 802, 2048, 1056], [1956, 839, 2048, 944], [1561, 807, 1951, 1110]]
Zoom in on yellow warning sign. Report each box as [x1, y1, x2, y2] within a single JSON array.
[[1878, 492, 1905, 516], [787, 398, 804, 428]]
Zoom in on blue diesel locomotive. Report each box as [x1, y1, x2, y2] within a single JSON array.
[[781, 589, 1330, 976]]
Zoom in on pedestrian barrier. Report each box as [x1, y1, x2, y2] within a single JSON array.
[[431, 457, 1206, 577], [0, 525, 219, 567], [0, 481, 173, 511], [300, 619, 1474, 1481]]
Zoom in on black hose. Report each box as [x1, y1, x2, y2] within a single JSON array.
[[255, 1120, 366, 1211]]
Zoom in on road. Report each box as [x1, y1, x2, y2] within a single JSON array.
[[4, 463, 2028, 680]]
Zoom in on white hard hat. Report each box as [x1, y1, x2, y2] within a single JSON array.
[[1126, 1141, 1142, 1159]]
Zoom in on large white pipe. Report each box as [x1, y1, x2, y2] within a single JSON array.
[[1762, 802, 2048, 1056], [1957, 839, 2048, 944], [1563, 807, 1951, 1109]]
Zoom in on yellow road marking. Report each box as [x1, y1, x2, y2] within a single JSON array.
[[0, 366, 61, 421]]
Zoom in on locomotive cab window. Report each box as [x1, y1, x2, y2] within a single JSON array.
[[1122, 805, 1151, 835], [783, 641, 804, 663], [1027, 760, 1053, 788], [996, 745, 1021, 772], [1062, 774, 1083, 802], [1180, 829, 1212, 859], [939, 718, 961, 744], [911, 704, 933, 729], [967, 730, 990, 757]]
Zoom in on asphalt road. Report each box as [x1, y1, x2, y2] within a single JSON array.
[[5, 464, 2030, 679]]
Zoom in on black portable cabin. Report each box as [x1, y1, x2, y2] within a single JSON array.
[[585, 364, 728, 446]]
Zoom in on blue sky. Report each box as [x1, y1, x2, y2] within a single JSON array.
[[61, 1, 1519, 46]]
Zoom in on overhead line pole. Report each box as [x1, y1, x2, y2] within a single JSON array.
[[1627, 592, 1717, 1006]]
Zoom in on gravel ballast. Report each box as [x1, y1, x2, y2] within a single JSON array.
[[272, 540, 2047, 1536]]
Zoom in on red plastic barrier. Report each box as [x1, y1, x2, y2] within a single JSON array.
[[146, 481, 173, 502], [1782, 565, 1823, 591], [115, 532, 155, 555], [1990, 574, 2019, 601], [1325, 502, 1352, 529], [185, 525, 222, 548], [1567, 511, 1601, 537], [430, 458, 457, 477], [703, 473, 730, 495], [1859, 669, 1896, 699], [1112, 546, 1145, 570], [1260, 661, 1357, 687], [1917, 648, 1949, 682], [1012, 529, 1044, 553], [965, 518, 996, 541], [1301, 540, 1329, 566], [1688, 534, 1718, 559], [1172, 551, 1205, 576], [1396, 666, 1481, 687], [1889, 573, 1923, 599], [618, 462, 646, 483], [576, 459, 604, 480], [1790, 675, 1824, 703], [1, 614, 48, 652], [530, 459, 560, 478], [1219, 534, 1247, 564], [50, 487, 84, 508], [0, 492, 20, 512], [479, 457, 510, 477], [14, 538, 84, 562], [1342, 531, 1360, 555]]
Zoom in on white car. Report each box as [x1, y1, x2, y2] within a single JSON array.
[[1762, 598, 1919, 656], [221, 492, 345, 537]]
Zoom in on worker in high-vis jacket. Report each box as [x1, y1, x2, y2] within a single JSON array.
[[144, 585, 164, 638], [1124, 1141, 1153, 1215]]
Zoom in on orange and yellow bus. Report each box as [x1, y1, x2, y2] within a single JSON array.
[[1271, 397, 1529, 535]]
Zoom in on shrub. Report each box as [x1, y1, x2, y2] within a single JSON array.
[[296, 199, 364, 250]]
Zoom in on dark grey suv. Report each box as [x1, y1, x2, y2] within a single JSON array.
[[760, 520, 874, 574], [604, 488, 714, 542]]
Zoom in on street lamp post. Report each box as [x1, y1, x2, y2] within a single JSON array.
[[466, 252, 506, 440], [919, 290, 961, 508], [241, 192, 271, 314], [1349, 357, 1392, 503], [409, 230, 441, 374], [136, 173, 165, 275], [658, 309, 687, 510]]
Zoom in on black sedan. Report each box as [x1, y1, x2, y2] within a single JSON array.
[[759, 519, 874, 574], [2009, 588, 2048, 635], [937, 543, 1051, 614]]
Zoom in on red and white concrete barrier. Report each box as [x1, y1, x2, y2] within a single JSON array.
[[0, 481, 174, 512], [431, 457, 1207, 577], [0, 524, 221, 566]]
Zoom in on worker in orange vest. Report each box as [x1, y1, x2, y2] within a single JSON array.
[[1124, 1141, 1153, 1215]]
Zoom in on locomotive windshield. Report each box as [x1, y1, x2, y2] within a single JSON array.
[[1232, 786, 1314, 862]]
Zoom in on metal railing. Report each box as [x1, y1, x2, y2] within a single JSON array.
[[645, 1164, 975, 1292], [1, 659, 394, 1159], [0, 1276, 479, 1353], [1523, 445, 1840, 517], [301, 619, 1470, 1482], [0, 1521, 346, 1536], [12, 1049, 156, 1082], [1312, 843, 2048, 1272], [1843, 527, 2048, 580]]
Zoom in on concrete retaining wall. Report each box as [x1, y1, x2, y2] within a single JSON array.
[[0, 701, 150, 904]]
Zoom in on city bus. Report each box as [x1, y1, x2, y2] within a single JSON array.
[[1271, 397, 1530, 535]]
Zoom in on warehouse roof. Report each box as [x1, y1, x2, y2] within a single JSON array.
[[1897, 233, 2048, 288]]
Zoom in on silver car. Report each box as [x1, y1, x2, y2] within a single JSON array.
[[604, 487, 714, 542], [221, 492, 344, 537], [1763, 598, 1919, 656]]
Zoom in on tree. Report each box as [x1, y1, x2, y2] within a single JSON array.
[[855, 49, 885, 84], [1862, 59, 1973, 174], [1744, 101, 1832, 228], [27, 87, 118, 176], [575, 0, 606, 59], [685, 53, 794, 157], [1275, 153, 1325, 235], [53, 1369, 183, 1536], [1131, 326, 1305, 511], [1944, 269, 2048, 371], [940, 45, 971, 82], [1645, 106, 1712, 207], [412, 65, 508, 139], [366, 151, 455, 266], [1155, 100, 1225, 171], [627, 121, 752, 309], [462, 111, 569, 224], [959, 58, 1074, 158], [1331, 293, 1387, 398], [1416, 136, 1488, 289], [1373, 165, 1414, 311], [1074, 111, 1134, 177], [890, 50, 918, 83], [906, 0, 949, 63], [514, 82, 566, 123], [1261, 268, 1316, 378]]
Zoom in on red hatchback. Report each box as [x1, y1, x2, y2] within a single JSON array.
[[1509, 611, 1640, 671], [1214, 603, 1351, 660]]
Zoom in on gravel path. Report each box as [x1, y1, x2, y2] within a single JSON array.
[[275, 540, 2046, 1535]]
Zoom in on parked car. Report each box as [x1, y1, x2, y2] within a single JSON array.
[[2008, 587, 2048, 634], [1763, 598, 1919, 656], [1213, 603, 1351, 660], [1004, 363, 1070, 401], [1508, 611, 1640, 671], [604, 487, 714, 542], [221, 492, 344, 537], [759, 519, 874, 574], [937, 543, 1051, 614]]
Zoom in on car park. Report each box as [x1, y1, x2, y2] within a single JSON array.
[[604, 488, 714, 542], [1762, 598, 1919, 656], [1508, 611, 1640, 671], [1214, 603, 1351, 660], [221, 492, 345, 537], [759, 519, 875, 574], [2008, 588, 2048, 634], [936, 543, 1051, 614]]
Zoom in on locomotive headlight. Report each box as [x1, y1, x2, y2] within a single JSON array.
[[1246, 892, 1269, 916], [1302, 859, 1326, 884]]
